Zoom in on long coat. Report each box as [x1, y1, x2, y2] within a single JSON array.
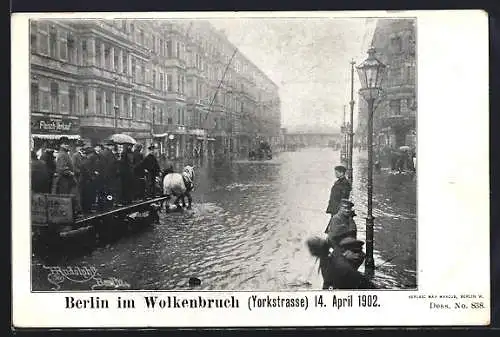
[[71, 151, 85, 182], [31, 159, 50, 193], [52, 150, 77, 195], [324, 211, 357, 239], [326, 177, 351, 215]]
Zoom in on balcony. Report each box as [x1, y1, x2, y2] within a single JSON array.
[[31, 54, 79, 75], [80, 115, 150, 130], [79, 66, 132, 86]]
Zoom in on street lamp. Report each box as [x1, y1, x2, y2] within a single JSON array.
[[356, 46, 387, 278]]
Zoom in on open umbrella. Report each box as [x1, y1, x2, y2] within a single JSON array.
[[107, 133, 137, 145]]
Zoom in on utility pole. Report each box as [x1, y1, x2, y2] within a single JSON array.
[[347, 59, 355, 185]]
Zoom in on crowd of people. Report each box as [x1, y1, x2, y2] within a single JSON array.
[[31, 139, 162, 215]]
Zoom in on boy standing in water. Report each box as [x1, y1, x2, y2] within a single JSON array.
[[325, 165, 351, 221]]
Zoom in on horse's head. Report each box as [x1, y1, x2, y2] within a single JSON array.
[[183, 165, 195, 181]]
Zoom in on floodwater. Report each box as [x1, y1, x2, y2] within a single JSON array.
[[32, 148, 417, 291]]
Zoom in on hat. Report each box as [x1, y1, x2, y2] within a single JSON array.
[[104, 139, 115, 146], [335, 165, 347, 173], [340, 199, 354, 210], [83, 146, 95, 154], [60, 144, 70, 151], [338, 237, 364, 249]]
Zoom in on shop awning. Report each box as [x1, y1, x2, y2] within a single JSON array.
[[32, 134, 81, 140]]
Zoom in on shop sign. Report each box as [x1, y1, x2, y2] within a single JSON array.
[[31, 114, 80, 135]]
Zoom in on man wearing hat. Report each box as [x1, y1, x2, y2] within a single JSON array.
[[52, 142, 81, 213], [325, 198, 357, 238], [80, 146, 101, 212], [98, 140, 118, 209], [71, 140, 86, 210], [136, 144, 161, 198], [326, 165, 351, 216]]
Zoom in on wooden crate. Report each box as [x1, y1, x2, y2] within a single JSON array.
[[31, 193, 47, 224], [46, 194, 75, 224]]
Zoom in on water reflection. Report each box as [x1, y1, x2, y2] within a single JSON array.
[[32, 148, 416, 291]]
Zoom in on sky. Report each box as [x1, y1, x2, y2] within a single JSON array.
[[209, 18, 377, 132]]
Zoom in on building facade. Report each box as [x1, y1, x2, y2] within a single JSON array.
[[30, 19, 281, 159], [355, 19, 416, 166]]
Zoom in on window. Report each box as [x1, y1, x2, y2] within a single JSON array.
[[168, 117, 173, 125], [96, 43, 101, 67], [152, 70, 156, 89], [177, 76, 181, 93], [152, 36, 157, 53], [132, 98, 136, 119], [38, 24, 49, 55], [121, 21, 127, 32], [122, 52, 127, 74], [158, 107, 163, 124], [104, 46, 111, 69], [130, 23, 135, 34], [182, 108, 185, 125], [160, 39, 164, 56], [114, 49, 119, 72], [31, 82, 39, 110], [390, 99, 401, 115], [50, 82, 59, 113], [123, 95, 129, 117], [166, 40, 172, 58], [67, 32, 75, 63], [391, 36, 402, 53], [69, 87, 76, 114], [49, 27, 57, 58], [176, 42, 181, 59], [139, 29, 144, 45], [30, 21, 37, 52], [160, 73, 164, 91], [131, 57, 136, 82], [83, 87, 88, 111], [177, 108, 181, 125], [167, 74, 172, 92], [106, 91, 112, 115], [141, 101, 146, 120], [82, 40, 88, 65], [141, 64, 145, 83], [59, 32, 67, 60], [96, 90, 102, 114]]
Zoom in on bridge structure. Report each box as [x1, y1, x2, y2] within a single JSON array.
[[284, 131, 343, 148]]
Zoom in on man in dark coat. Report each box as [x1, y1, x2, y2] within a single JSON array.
[[71, 141, 86, 211], [324, 199, 357, 238], [98, 140, 118, 209], [40, 148, 56, 192], [31, 150, 50, 193], [136, 145, 161, 198], [118, 144, 135, 204], [326, 165, 351, 216], [132, 143, 145, 199], [80, 146, 100, 213]]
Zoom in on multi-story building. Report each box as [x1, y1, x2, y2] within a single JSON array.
[[29, 19, 281, 159], [356, 18, 416, 166]]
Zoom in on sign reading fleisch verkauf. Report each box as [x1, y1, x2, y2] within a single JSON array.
[[31, 113, 80, 135]]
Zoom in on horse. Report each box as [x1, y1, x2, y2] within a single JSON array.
[[161, 165, 195, 211]]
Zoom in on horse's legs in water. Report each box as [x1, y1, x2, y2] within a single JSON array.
[[174, 196, 182, 208], [163, 195, 171, 213], [181, 194, 187, 208], [186, 192, 192, 209]]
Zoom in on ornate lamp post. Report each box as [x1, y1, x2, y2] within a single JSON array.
[[347, 59, 356, 185], [356, 46, 387, 277]]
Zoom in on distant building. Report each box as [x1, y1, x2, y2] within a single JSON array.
[[30, 19, 280, 158], [356, 18, 416, 165]]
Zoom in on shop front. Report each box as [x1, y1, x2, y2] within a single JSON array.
[[31, 113, 81, 150]]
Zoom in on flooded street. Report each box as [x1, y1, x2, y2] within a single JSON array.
[[32, 148, 416, 291]]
